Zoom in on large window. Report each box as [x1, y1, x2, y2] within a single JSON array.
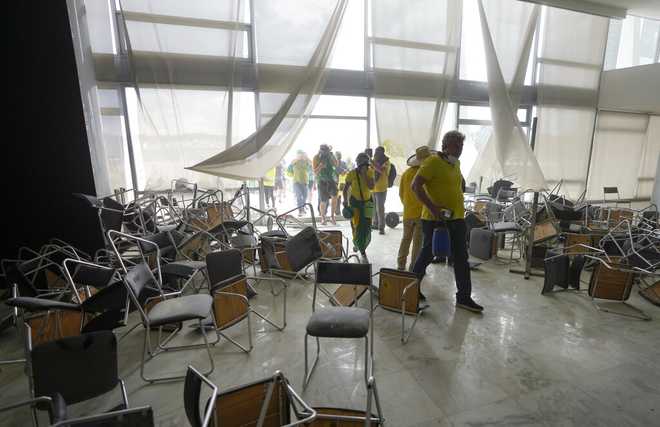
[[605, 15, 660, 70]]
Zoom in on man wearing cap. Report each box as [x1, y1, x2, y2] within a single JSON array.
[[396, 146, 429, 271], [411, 131, 483, 313]]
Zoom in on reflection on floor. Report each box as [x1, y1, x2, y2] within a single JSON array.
[[1, 223, 659, 426]]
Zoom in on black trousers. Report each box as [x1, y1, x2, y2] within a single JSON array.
[[412, 219, 472, 301]]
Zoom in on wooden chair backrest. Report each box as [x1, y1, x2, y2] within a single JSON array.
[[214, 378, 289, 427], [378, 268, 419, 314], [533, 220, 559, 243], [212, 277, 249, 330], [564, 233, 591, 253], [28, 310, 83, 346], [588, 258, 633, 301], [319, 230, 344, 259]]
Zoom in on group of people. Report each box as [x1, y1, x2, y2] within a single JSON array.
[[283, 146, 352, 225], [261, 130, 482, 313], [343, 131, 483, 313]]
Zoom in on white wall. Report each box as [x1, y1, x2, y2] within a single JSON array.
[[598, 63, 660, 114]]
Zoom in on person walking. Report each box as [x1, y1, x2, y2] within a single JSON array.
[[411, 131, 483, 313], [342, 153, 375, 262], [313, 144, 338, 225], [275, 161, 286, 203], [288, 150, 312, 216], [397, 146, 430, 271], [263, 167, 276, 209], [371, 146, 391, 235], [335, 151, 348, 213]]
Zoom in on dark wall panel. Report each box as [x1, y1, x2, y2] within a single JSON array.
[[6, 0, 103, 260]]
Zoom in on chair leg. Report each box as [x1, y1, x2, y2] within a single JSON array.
[[303, 334, 320, 390], [216, 312, 253, 353], [364, 335, 370, 385]]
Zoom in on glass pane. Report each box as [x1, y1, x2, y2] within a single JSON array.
[[459, 0, 487, 82], [232, 91, 256, 144], [121, 0, 250, 23], [459, 105, 491, 121], [125, 21, 248, 57], [373, 44, 447, 74], [329, 0, 364, 71], [458, 124, 493, 178], [313, 95, 367, 117], [101, 115, 132, 191], [85, 0, 117, 54]]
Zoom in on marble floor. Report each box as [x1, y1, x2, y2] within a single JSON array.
[[1, 223, 659, 426]]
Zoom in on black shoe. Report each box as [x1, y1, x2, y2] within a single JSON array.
[[456, 298, 483, 313], [379, 229, 385, 235], [431, 256, 445, 264], [419, 292, 427, 301]]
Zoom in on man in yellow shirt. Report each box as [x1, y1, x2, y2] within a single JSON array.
[[263, 167, 276, 209], [371, 146, 391, 235], [397, 146, 430, 271], [411, 131, 483, 313]]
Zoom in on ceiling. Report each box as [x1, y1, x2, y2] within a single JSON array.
[[585, 0, 660, 19]]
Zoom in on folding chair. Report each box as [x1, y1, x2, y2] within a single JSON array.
[[373, 268, 423, 343], [260, 227, 323, 282], [204, 250, 254, 353], [304, 262, 373, 389], [588, 257, 651, 320], [137, 230, 211, 293], [207, 249, 287, 334], [25, 330, 129, 425], [122, 262, 218, 382], [186, 368, 316, 427]]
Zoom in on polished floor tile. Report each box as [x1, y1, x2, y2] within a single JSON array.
[[1, 223, 658, 426]]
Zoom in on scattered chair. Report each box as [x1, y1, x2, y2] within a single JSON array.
[[304, 262, 374, 389], [373, 268, 423, 343]]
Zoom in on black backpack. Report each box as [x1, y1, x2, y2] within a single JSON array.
[[387, 163, 397, 187]]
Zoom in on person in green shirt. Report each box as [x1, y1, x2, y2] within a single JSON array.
[[288, 150, 312, 216], [411, 131, 483, 313], [313, 144, 338, 225]]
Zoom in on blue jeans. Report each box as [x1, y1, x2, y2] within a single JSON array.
[[412, 219, 472, 301], [294, 182, 307, 212]]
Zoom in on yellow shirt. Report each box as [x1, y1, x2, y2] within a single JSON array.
[[373, 160, 391, 193], [263, 168, 276, 187], [345, 169, 374, 201], [399, 166, 422, 220], [417, 155, 464, 220]]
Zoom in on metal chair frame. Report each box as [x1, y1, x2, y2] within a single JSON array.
[[108, 230, 219, 383]]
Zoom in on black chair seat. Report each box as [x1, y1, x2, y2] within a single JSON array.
[[261, 230, 288, 239], [492, 222, 520, 233], [162, 261, 206, 278], [6, 297, 80, 313], [148, 294, 212, 327], [306, 307, 369, 338]]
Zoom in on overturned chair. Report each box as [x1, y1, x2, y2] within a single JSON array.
[[184, 366, 384, 426], [373, 268, 423, 344]]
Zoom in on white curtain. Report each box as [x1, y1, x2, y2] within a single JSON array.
[[604, 15, 660, 70], [467, 0, 545, 192], [189, 0, 347, 181], [587, 113, 660, 200], [534, 7, 608, 199], [371, 0, 461, 173]]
